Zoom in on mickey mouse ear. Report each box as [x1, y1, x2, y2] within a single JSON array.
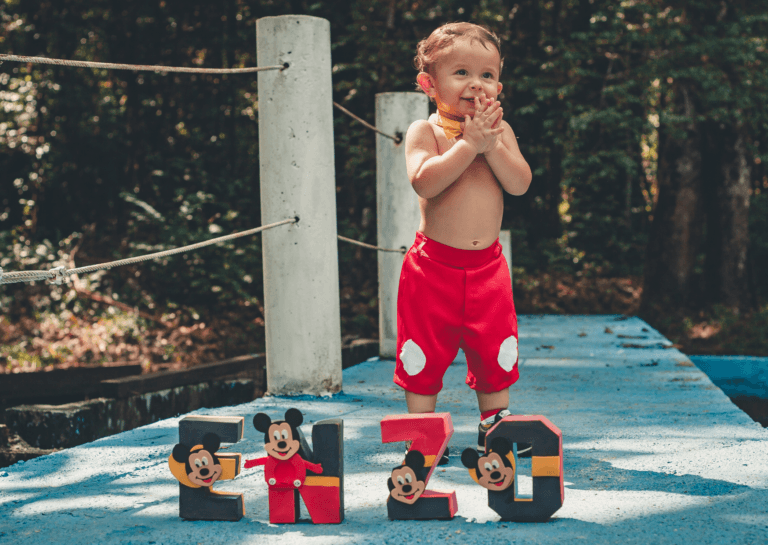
[[172, 443, 191, 463], [489, 436, 511, 456], [460, 448, 479, 468], [284, 408, 303, 427], [405, 449, 425, 469], [253, 412, 272, 432]]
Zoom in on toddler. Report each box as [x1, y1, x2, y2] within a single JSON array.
[[396, 22, 532, 460]]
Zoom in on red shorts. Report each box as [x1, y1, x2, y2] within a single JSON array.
[[395, 232, 519, 396]]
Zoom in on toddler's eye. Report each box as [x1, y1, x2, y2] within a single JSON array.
[[456, 69, 467, 75], [483, 72, 494, 79], [281, 429, 289, 440]]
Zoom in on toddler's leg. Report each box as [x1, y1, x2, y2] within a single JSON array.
[[475, 387, 531, 457], [476, 388, 509, 414], [405, 391, 438, 413], [476, 389, 511, 455]]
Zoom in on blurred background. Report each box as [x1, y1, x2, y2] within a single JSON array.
[[1, 0, 767, 374]]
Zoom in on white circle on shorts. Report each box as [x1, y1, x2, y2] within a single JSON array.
[[498, 336, 519, 372], [400, 339, 427, 376]]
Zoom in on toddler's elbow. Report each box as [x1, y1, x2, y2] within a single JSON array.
[[511, 167, 532, 196], [520, 172, 533, 195], [411, 171, 435, 199]]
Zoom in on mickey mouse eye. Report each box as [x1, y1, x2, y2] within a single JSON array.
[[201, 456, 209, 466], [273, 430, 280, 441], [281, 429, 289, 440], [194, 459, 202, 468], [405, 473, 412, 483], [397, 476, 404, 485], [491, 460, 500, 469], [484, 462, 493, 472]]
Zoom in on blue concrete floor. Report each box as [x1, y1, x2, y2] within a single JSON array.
[[1, 315, 767, 544], [690, 356, 768, 400]]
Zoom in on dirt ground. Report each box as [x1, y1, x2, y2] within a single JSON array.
[[1, 272, 764, 375]]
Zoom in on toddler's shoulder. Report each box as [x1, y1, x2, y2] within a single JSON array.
[[406, 118, 438, 147], [407, 118, 433, 135]]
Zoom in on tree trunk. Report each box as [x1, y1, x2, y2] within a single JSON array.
[[702, 122, 752, 312], [641, 83, 704, 311]]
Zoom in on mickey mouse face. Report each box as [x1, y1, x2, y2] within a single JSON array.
[[186, 448, 223, 487], [476, 451, 514, 491], [389, 466, 426, 505], [265, 422, 300, 460]]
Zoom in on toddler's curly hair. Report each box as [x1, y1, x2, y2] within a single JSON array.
[[414, 22, 503, 76]]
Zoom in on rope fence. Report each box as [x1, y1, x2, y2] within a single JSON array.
[[332, 102, 401, 144], [0, 218, 407, 286], [0, 49, 408, 287], [0, 53, 286, 74], [0, 54, 402, 142]]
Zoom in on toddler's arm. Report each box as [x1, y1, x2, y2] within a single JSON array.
[[483, 117, 532, 196], [405, 120, 481, 199]]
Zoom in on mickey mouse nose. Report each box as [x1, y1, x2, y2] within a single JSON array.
[[199, 468, 209, 476], [402, 484, 412, 493], [490, 471, 501, 480], [277, 441, 287, 449]]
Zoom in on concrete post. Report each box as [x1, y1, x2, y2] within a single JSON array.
[[376, 92, 429, 359], [257, 16, 342, 395], [500, 229, 513, 286]]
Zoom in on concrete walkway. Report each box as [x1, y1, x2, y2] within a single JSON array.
[[1, 315, 766, 544]]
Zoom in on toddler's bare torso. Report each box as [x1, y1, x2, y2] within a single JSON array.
[[418, 114, 504, 251]]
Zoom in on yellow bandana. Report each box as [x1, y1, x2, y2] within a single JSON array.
[[434, 94, 465, 140], [435, 108, 465, 140]]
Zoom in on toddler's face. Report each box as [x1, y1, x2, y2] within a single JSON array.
[[427, 37, 502, 117]]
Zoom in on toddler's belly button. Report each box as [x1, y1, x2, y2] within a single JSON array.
[[473, 241, 479, 246]]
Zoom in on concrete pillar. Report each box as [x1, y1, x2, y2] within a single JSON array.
[[500, 229, 513, 286], [376, 92, 429, 359], [257, 16, 341, 395]]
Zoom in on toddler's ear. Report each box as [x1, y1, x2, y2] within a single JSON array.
[[417, 72, 436, 97], [497, 82, 503, 95]]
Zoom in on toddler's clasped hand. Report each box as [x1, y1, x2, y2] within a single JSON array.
[[462, 96, 504, 154]]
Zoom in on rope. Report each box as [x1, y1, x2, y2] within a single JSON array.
[[338, 235, 406, 254], [0, 54, 286, 74], [0, 218, 297, 286], [0, 219, 408, 286], [333, 102, 402, 144], [0, 53, 409, 284], [1, 55, 400, 141]]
